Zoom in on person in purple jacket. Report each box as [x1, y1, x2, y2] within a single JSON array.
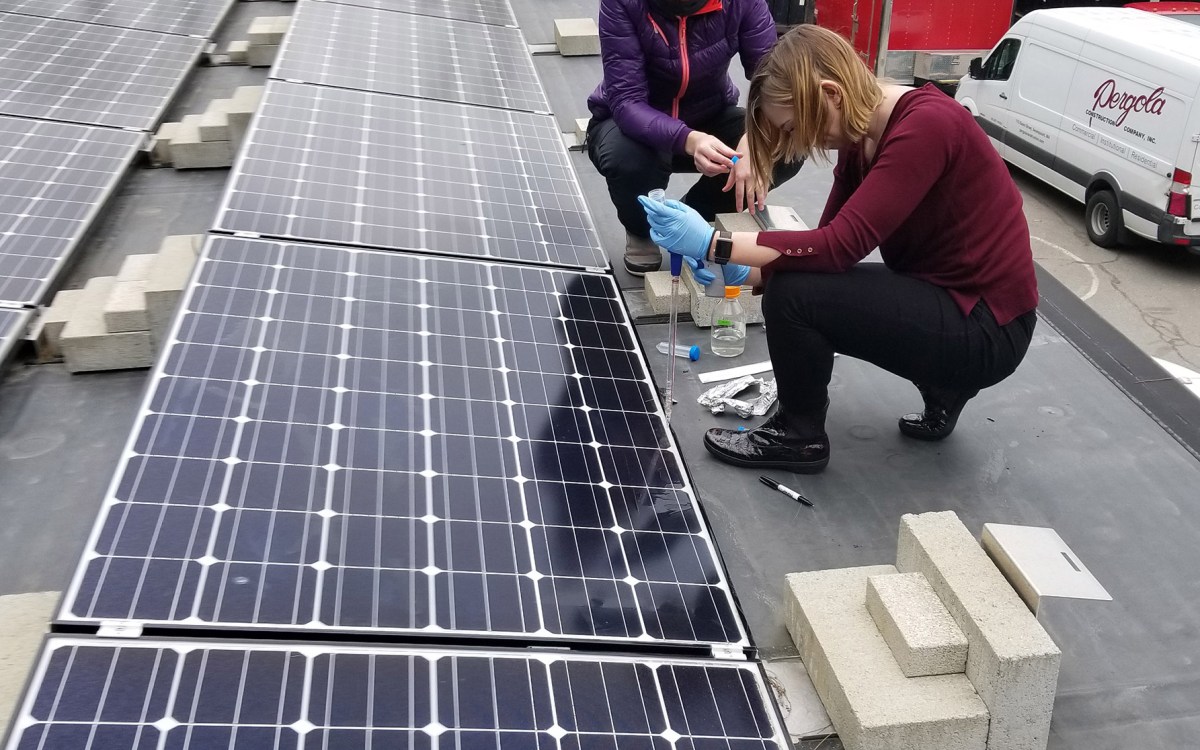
[[641, 25, 1038, 474], [586, 0, 802, 276]]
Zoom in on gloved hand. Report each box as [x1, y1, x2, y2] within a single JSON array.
[[637, 196, 714, 260], [685, 258, 751, 287]]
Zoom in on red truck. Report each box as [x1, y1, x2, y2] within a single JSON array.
[[805, 0, 1129, 83]]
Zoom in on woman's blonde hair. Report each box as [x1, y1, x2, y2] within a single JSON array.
[[747, 25, 882, 180]]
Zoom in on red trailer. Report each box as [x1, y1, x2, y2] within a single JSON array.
[[812, 0, 1015, 82]]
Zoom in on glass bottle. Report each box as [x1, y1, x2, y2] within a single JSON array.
[[710, 286, 747, 357]]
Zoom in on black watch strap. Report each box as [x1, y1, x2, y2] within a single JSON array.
[[713, 231, 734, 265]]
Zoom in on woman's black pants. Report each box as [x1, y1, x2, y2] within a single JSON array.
[[586, 106, 804, 238], [763, 266, 1037, 419]]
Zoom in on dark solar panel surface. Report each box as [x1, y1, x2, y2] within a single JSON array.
[[7, 639, 788, 750], [215, 82, 603, 269], [0, 0, 236, 37], [274, 2, 549, 113], [0, 117, 142, 306], [319, 0, 517, 27], [61, 237, 743, 648], [0, 14, 204, 130]]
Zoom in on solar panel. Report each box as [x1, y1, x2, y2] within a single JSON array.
[[215, 81, 604, 270], [61, 237, 744, 649], [0, 117, 142, 306], [0, 0, 236, 37], [0, 307, 30, 363], [0, 14, 204, 130], [273, 2, 549, 114], [8, 638, 788, 750], [320, 0, 517, 27]]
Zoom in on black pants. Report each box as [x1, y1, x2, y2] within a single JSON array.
[[586, 106, 804, 238], [763, 266, 1037, 416]]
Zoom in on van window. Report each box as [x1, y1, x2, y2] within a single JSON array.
[[981, 39, 1021, 81]]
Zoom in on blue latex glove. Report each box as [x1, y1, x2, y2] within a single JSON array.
[[637, 196, 714, 260], [686, 258, 751, 287]]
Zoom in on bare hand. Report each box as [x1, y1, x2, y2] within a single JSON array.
[[686, 131, 739, 177], [722, 157, 768, 213]]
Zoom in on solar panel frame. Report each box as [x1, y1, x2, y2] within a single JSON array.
[[318, 0, 518, 28], [58, 237, 747, 650], [0, 117, 143, 306], [0, 0, 238, 38], [273, 2, 550, 114], [213, 81, 605, 270], [0, 14, 205, 130], [0, 307, 31, 364], [6, 637, 790, 750]]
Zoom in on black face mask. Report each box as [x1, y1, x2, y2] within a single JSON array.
[[649, 0, 709, 17]]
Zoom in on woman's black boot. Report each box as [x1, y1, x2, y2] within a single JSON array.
[[898, 385, 979, 441], [703, 402, 829, 474]]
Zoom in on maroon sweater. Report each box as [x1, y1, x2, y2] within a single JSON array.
[[757, 85, 1037, 326]]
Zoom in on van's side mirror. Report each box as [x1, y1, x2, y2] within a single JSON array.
[[968, 57, 983, 79]]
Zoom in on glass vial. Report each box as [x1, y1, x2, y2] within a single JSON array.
[[710, 286, 747, 357]]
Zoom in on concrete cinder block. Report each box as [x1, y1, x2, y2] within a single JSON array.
[[59, 277, 154, 372], [247, 43, 279, 68], [150, 121, 182, 166], [897, 512, 1062, 750], [146, 236, 202, 345], [199, 101, 232, 142], [227, 40, 249, 64], [0, 591, 60, 742], [247, 16, 289, 45], [643, 270, 687, 315], [170, 116, 233, 169], [116, 253, 156, 283], [574, 117, 589, 143], [554, 18, 600, 56], [36, 288, 85, 359], [103, 279, 150, 333], [716, 205, 809, 233], [785, 566, 989, 750], [866, 572, 968, 678]]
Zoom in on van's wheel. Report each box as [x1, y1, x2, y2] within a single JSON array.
[[1085, 190, 1122, 248]]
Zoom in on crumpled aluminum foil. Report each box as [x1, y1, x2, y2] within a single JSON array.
[[697, 376, 778, 418]]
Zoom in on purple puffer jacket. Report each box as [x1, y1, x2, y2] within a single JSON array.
[[587, 0, 777, 155]]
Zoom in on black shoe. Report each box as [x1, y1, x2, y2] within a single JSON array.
[[703, 410, 830, 474], [623, 232, 663, 276], [898, 385, 979, 441]]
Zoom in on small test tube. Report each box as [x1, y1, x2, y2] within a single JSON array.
[[657, 342, 700, 361]]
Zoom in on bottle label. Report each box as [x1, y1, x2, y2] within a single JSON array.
[[715, 319, 731, 326]]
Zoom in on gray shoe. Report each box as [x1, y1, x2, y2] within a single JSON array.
[[624, 232, 662, 276]]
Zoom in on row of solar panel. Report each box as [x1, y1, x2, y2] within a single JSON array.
[[4, 1, 791, 747]]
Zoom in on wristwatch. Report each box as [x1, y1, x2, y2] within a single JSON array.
[[712, 230, 734, 265]]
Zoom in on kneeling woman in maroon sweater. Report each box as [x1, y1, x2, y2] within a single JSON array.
[[640, 24, 1037, 474]]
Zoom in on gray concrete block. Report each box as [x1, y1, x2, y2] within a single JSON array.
[[199, 102, 232, 142], [717, 205, 809, 233], [644, 270, 688, 315], [60, 277, 155, 372], [247, 15, 289, 45], [574, 117, 589, 143], [785, 566, 989, 750], [554, 18, 600, 56], [146, 237, 201, 345], [227, 40, 249, 64], [103, 278, 150, 333], [36, 288, 85, 359], [233, 85, 265, 105], [716, 212, 763, 233], [116, 253, 156, 283], [150, 121, 182, 166], [0, 591, 59, 742], [866, 572, 968, 678], [170, 117, 233, 169], [897, 512, 1062, 750], [247, 43, 279, 68]]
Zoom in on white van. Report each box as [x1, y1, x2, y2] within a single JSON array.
[[955, 7, 1200, 252]]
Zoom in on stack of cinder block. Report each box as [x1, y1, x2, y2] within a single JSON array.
[[783, 511, 1062, 750], [150, 86, 264, 169], [39, 235, 203, 372], [241, 15, 291, 67]]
